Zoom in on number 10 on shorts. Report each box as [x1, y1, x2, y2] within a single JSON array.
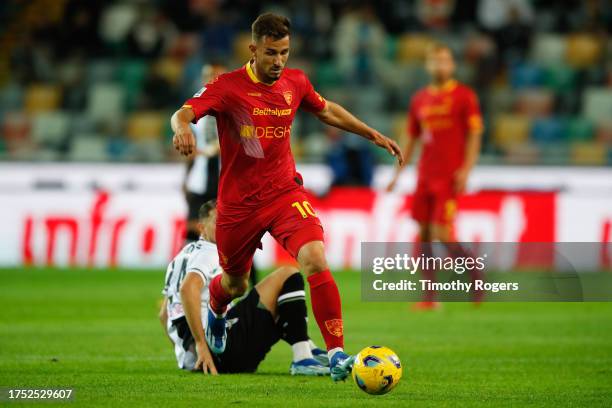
[[291, 201, 316, 218]]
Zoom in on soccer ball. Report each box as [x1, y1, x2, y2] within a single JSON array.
[[352, 346, 402, 395]]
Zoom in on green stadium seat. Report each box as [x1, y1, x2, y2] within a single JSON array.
[[315, 61, 343, 88], [564, 117, 594, 142], [31, 112, 70, 148], [117, 59, 147, 111], [543, 65, 576, 93]]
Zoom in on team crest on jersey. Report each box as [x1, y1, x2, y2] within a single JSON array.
[[325, 319, 343, 337], [282, 91, 293, 106], [193, 87, 206, 97]]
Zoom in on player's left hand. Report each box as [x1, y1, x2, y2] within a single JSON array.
[[194, 341, 218, 375], [371, 131, 404, 166], [454, 168, 469, 194]]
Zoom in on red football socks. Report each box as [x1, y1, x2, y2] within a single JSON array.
[[209, 274, 233, 315], [307, 269, 344, 351]]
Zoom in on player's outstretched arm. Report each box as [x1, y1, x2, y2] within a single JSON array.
[[171, 107, 197, 157], [180, 273, 218, 375], [315, 101, 404, 166], [159, 298, 174, 346]]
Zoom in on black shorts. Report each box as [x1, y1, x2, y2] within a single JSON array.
[[186, 192, 217, 221], [212, 289, 281, 373]]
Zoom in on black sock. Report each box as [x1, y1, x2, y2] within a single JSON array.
[[277, 273, 308, 345]]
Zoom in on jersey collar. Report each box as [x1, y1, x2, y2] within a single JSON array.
[[428, 79, 458, 94], [245, 61, 277, 86]]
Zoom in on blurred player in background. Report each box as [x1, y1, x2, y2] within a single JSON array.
[[160, 201, 329, 376], [172, 13, 403, 381], [183, 62, 258, 286], [387, 43, 484, 309]]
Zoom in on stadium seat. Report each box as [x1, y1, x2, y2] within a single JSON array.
[[30, 111, 70, 148], [531, 117, 564, 145], [87, 60, 118, 84], [538, 143, 569, 165], [543, 64, 576, 93], [514, 89, 554, 117], [493, 114, 531, 149], [582, 88, 612, 122], [502, 142, 540, 165], [510, 63, 544, 89], [564, 117, 594, 142], [569, 142, 606, 166], [117, 59, 147, 110], [353, 86, 386, 117], [530, 34, 566, 66], [1, 111, 30, 147], [24, 84, 61, 113], [87, 83, 125, 123], [154, 57, 183, 86], [595, 119, 612, 144], [396, 34, 434, 64], [126, 111, 164, 141], [315, 61, 343, 87], [565, 34, 603, 69], [0, 81, 23, 110], [68, 134, 109, 162], [488, 88, 515, 115]]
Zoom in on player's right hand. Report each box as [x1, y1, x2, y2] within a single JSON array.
[[194, 341, 218, 375], [173, 126, 196, 157]]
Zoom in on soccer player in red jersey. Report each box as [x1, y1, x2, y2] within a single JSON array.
[[387, 43, 484, 309], [171, 13, 402, 381]]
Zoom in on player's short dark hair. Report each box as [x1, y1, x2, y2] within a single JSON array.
[[251, 13, 291, 42], [198, 200, 217, 221]]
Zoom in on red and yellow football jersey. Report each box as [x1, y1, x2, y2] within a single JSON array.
[[183, 62, 326, 208], [408, 80, 483, 182]]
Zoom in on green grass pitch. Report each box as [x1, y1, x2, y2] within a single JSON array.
[[1, 268, 611, 407]]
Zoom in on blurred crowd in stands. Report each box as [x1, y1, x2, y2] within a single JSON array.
[[0, 0, 611, 169]]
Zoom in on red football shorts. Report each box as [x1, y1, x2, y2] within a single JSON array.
[[216, 187, 324, 276], [411, 178, 457, 226]]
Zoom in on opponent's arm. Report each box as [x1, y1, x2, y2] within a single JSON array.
[[171, 107, 197, 157], [180, 273, 218, 375], [386, 135, 419, 192], [159, 297, 173, 346], [315, 101, 403, 166], [454, 127, 483, 194]]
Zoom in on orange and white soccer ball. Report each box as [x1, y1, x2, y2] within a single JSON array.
[[352, 346, 402, 395]]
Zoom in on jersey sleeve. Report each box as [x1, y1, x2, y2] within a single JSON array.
[[407, 97, 421, 138], [182, 78, 226, 123], [464, 88, 484, 132], [299, 72, 326, 113], [185, 249, 219, 284]]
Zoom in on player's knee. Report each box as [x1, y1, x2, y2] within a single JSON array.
[[300, 252, 328, 276], [225, 276, 249, 297]]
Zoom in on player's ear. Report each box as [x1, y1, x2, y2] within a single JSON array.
[[248, 42, 257, 57]]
